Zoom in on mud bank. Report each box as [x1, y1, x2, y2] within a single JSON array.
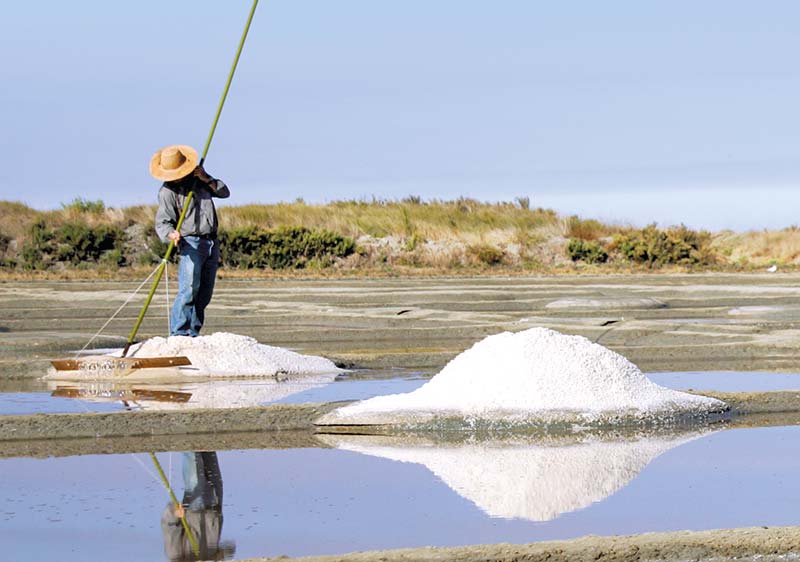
[[1, 391, 800, 446], [0, 402, 342, 442], [243, 525, 800, 562]]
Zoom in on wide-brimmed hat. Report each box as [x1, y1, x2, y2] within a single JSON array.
[[150, 145, 198, 182]]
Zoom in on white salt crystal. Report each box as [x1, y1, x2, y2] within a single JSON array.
[[317, 327, 726, 426], [46, 332, 341, 380], [125, 332, 340, 377]]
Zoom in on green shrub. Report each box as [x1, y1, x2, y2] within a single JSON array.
[[0, 232, 11, 269], [566, 216, 609, 241], [100, 248, 126, 267], [30, 220, 53, 249], [468, 244, 505, 266], [53, 222, 123, 264], [137, 233, 175, 265], [612, 224, 716, 266], [19, 221, 53, 270], [21, 244, 45, 270], [220, 226, 356, 269], [54, 223, 92, 264], [566, 238, 608, 263], [61, 198, 106, 214], [404, 232, 422, 251]]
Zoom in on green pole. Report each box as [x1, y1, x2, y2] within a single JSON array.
[[201, 0, 260, 165], [150, 453, 201, 557], [122, 0, 259, 357]]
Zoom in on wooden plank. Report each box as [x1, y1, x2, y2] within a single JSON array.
[[51, 387, 193, 403], [50, 356, 192, 371]]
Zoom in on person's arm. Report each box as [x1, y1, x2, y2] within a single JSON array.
[[155, 186, 179, 243], [160, 504, 188, 560], [193, 165, 230, 199], [209, 178, 230, 199]]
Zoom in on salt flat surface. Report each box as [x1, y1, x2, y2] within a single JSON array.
[[323, 430, 712, 521], [45, 332, 341, 381], [317, 327, 726, 426]]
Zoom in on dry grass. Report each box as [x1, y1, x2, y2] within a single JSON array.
[[563, 215, 629, 240], [219, 199, 559, 243], [2, 198, 559, 242], [6, 198, 800, 275], [712, 227, 800, 266]]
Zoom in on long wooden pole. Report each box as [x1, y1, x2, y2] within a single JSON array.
[[122, 0, 260, 357]]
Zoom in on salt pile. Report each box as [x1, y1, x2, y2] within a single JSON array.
[[322, 429, 713, 521], [316, 327, 726, 427], [46, 332, 341, 380]]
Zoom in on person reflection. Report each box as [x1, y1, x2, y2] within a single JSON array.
[[161, 452, 235, 561]]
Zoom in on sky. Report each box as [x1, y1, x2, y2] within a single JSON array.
[[2, 1, 800, 230]]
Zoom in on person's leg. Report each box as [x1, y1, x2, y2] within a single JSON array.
[[198, 452, 223, 508], [182, 451, 222, 510], [170, 238, 203, 336], [181, 451, 201, 507], [190, 239, 220, 336]]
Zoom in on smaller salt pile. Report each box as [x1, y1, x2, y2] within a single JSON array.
[[46, 332, 341, 380], [316, 327, 726, 427]]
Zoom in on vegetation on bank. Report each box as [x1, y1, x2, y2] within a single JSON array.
[[0, 198, 797, 275]]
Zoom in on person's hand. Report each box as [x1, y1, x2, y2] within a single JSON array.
[[173, 504, 186, 519], [168, 231, 181, 243], [193, 165, 214, 186]]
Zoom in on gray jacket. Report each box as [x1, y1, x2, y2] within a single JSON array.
[[155, 176, 230, 243]]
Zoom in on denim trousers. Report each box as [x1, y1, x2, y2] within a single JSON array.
[[181, 451, 223, 510], [170, 236, 219, 337]]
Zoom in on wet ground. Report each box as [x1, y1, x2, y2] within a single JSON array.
[[5, 273, 800, 377], [2, 369, 800, 416], [3, 275, 800, 560]]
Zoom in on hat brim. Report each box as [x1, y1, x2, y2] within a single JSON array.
[[150, 145, 199, 182]]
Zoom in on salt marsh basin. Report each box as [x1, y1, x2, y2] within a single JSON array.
[[1, 425, 800, 561], [3, 273, 800, 561]]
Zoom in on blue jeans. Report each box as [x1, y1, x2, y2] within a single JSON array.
[[170, 236, 219, 337], [181, 452, 223, 510]]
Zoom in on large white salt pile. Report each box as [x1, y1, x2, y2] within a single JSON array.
[[45, 332, 341, 380], [322, 430, 713, 521], [316, 327, 726, 426]]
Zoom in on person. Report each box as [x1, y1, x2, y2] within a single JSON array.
[[160, 451, 235, 561], [151, 145, 230, 337]]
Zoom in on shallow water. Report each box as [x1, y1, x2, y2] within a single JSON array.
[[0, 370, 799, 416], [1, 425, 799, 560]]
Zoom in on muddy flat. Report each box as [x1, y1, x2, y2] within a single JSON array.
[[4, 273, 800, 377]]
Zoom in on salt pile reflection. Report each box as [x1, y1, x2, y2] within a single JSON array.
[[48, 374, 337, 410], [321, 428, 716, 522]]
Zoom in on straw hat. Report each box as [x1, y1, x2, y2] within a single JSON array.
[[149, 145, 198, 182]]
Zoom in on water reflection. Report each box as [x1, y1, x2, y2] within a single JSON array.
[[160, 452, 235, 562], [48, 375, 337, 410], [321, 428, 716, 522]]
